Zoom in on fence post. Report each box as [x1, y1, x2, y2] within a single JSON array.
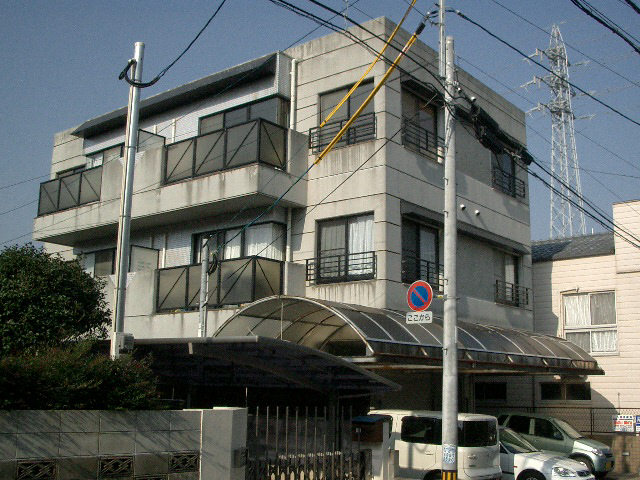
[[200, 407, 248, 480]]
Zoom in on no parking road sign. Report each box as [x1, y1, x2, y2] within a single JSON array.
[[407, 280, 434, 312]]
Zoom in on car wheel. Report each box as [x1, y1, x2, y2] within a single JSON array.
[[517, 470, 545, 480], [573, 456, 595, 474]]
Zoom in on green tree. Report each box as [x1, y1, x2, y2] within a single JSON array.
[[0, 244, 163, 410], [0, 244, 109, 355]]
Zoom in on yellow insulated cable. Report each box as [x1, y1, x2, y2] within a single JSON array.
[[314, 18, 426, 166], [319, 0, 417, 128]]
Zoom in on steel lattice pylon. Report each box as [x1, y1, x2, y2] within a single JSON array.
[[546, 25, 586, 238]]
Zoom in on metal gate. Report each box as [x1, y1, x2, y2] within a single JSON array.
[[246, 406, 370, 480]]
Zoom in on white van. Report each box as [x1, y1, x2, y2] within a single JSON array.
[[370, 410, 501, 480]]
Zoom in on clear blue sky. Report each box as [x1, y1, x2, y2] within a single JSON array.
[[0, 0, 638, 247]]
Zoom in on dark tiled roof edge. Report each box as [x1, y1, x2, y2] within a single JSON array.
[[532, 232, 615, 263]]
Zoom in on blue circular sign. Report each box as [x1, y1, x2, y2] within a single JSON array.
[[407, 280, 434, 312]]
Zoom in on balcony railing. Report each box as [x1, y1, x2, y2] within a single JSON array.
[[308, 112, 376, 153], [37, 166, 103, 216], [156, 256, 283, 312], [401, 118, 444, 163], [492, 168, 526, 198], [495, 279, 529, 307], [306, 251, 376, 284], [164, 118, 287, 184], [401, 255, 444, 291]]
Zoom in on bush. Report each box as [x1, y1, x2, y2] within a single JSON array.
[[0, 341, 163, 410]]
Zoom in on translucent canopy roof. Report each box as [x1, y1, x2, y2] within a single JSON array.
[[215, 296, 602, 375]]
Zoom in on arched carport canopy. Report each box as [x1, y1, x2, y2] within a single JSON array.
[[214, 296, 602, 375]]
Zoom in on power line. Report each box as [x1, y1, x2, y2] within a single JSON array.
[[452, 10, 640, 128], [120, 0, 229, 88], [569, 0, 640, 54], [489, 0, 640, 89]]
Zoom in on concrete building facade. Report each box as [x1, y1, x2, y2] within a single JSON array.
[[33, 17, 554, 410]]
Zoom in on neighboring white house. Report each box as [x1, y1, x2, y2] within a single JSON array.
[[32, 17, 599, 410], [531, 200, 640, 411]]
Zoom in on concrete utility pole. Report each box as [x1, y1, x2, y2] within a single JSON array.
[[198, 237, 210, 337], [441, 35, 459, 480], [111, 42, 144, 359]]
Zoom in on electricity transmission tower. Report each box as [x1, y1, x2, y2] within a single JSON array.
[[526, 25, 587, 238]]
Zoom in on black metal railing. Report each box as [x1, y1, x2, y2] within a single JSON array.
[[401, 118, 444, 163], [156, 256, 283, 312], [308, 112, 376, 153], [37, 166, 102, 216], [306, 251, 376, 284], [495, 279, 529, 307], [492, 168, 526, 198], [401, 255, 444, 291], [164, 118, 287, 184]]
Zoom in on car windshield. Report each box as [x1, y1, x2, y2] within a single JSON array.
[[555, 419, 584, 439], [500, 428, 538, 454]]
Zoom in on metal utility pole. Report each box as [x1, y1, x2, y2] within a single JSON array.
[[441, 35, 458, 480], [111, 42, 144, 359], [525, 25, 586, 238]]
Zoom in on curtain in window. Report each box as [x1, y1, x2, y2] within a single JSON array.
[[591, 292, 616, 325], [591, 330, 617, 353], [348, 215, 373, 275], [564, 295, 590, 327], [224, 229, 242, 259], [320, 219, 346, 278], [245, 224, 284, 261]]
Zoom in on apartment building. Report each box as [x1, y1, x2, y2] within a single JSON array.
[[33, 17, 598, 409]]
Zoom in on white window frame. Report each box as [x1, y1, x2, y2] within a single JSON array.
[[563, 291, 618, 355]]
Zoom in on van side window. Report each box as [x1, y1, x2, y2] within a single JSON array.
[[401, 416, 442, 444], [459, 420, 497, 447], [506, 415, 530, 434], [534, 418, 562, 440]]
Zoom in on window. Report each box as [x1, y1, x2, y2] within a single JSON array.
[[533, 418, 563, 440], [81, 246, 159, 277], [541, 382, 591, 401], [401, 416, 441, 444], [199, 97, 290, 135], [494, 250, 528, 307], [459, 420, 497, 447], [474, 382, 507, 402], [193, 223, 285, 263], [313, 214, 375, 283], [86, 144, 123, 169], [492, 152, 525, 198], [563, 292, 617, 354], [401, 89, 440, 161], [309, 82, 376, 151], [401, 219, 441, 289], [505, 415, 531, 435]]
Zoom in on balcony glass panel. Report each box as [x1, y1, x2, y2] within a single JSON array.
[[195, 130, 224, 176], [58, 172, 82, 210], [219, 258, 253, 305], [254, 258, 282, 299], [157, 266, 188, 311], [187, 265, 202, 309], [79, 167, 102, 205], [260, 121, 287, 168], [226, 122, 258, 168], [165, 139, 194, 183], [38, 181, 59, 216]]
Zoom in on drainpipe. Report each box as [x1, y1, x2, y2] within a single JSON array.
[[284, 58, 297, 295]]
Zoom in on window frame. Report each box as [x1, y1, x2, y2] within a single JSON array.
[[312, 213, 375, 284], [401, 218, 442, 290], [198, 95, 290, 136], [539, 381, 591, 403], [563, 291, 618, 355], [192, 222, 286, 264]]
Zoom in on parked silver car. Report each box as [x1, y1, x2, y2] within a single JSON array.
[[498, 413, 614, 478]]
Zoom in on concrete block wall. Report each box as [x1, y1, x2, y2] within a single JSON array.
[[0, 408, 247, 480]]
